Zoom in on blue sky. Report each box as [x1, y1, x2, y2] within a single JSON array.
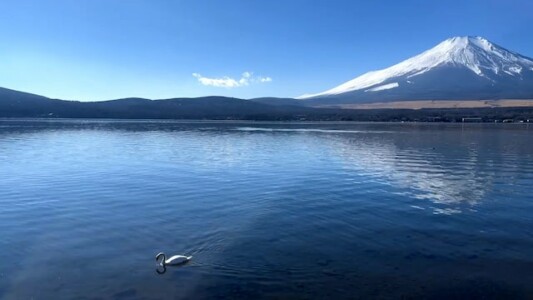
[[0, 0, 532, 101]]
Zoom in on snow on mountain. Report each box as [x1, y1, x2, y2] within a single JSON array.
[[299, 36, 533, 101], [365, 82, 399, 92]]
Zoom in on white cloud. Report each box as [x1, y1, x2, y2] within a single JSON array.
[[192, 73, 240, 88], [192, 72, 272, 88]]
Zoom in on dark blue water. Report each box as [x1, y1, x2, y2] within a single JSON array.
[[1, 119, 532, 299]]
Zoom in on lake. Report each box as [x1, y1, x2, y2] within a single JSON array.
[[1, 119, 532, 299]]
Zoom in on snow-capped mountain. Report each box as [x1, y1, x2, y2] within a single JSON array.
[[299, 36, 533, 104]]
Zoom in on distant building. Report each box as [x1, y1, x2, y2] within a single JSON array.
[[462, 117, 482, 123]]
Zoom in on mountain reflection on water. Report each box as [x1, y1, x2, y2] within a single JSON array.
[[332, 134, 493, 212]]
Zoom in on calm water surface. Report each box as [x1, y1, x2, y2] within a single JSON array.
[[0, 119, 532, 299]]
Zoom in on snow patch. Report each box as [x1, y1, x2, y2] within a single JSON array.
[[365, 82, 399, 92], [509, 66, 522, 74]]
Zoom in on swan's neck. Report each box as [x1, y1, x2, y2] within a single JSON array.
[[157, 253, 166, 266]]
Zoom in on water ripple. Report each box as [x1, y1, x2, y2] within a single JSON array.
[[1, 120, 532, 299]]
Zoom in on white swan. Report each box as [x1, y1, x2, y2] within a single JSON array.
[[156, 252, 192, 266]]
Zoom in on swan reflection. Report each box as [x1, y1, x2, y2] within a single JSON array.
[[156, 265, 167, 275]]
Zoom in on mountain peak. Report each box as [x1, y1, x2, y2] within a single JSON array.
[[445, 36, 488, 46], [427, 36, 508, 75], [299, 36, 533, 99], [434, 36, 505, 56]]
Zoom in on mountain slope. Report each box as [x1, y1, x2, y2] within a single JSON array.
[[300, 36, 533, 105], [0, 87, 78, 117]]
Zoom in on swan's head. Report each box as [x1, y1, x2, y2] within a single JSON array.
[[155, 252, 165, 264]]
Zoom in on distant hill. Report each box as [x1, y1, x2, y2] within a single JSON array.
[[0, 87, 73, 117], [2, 86, 533, 122], [0, 87, 316, 120]]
